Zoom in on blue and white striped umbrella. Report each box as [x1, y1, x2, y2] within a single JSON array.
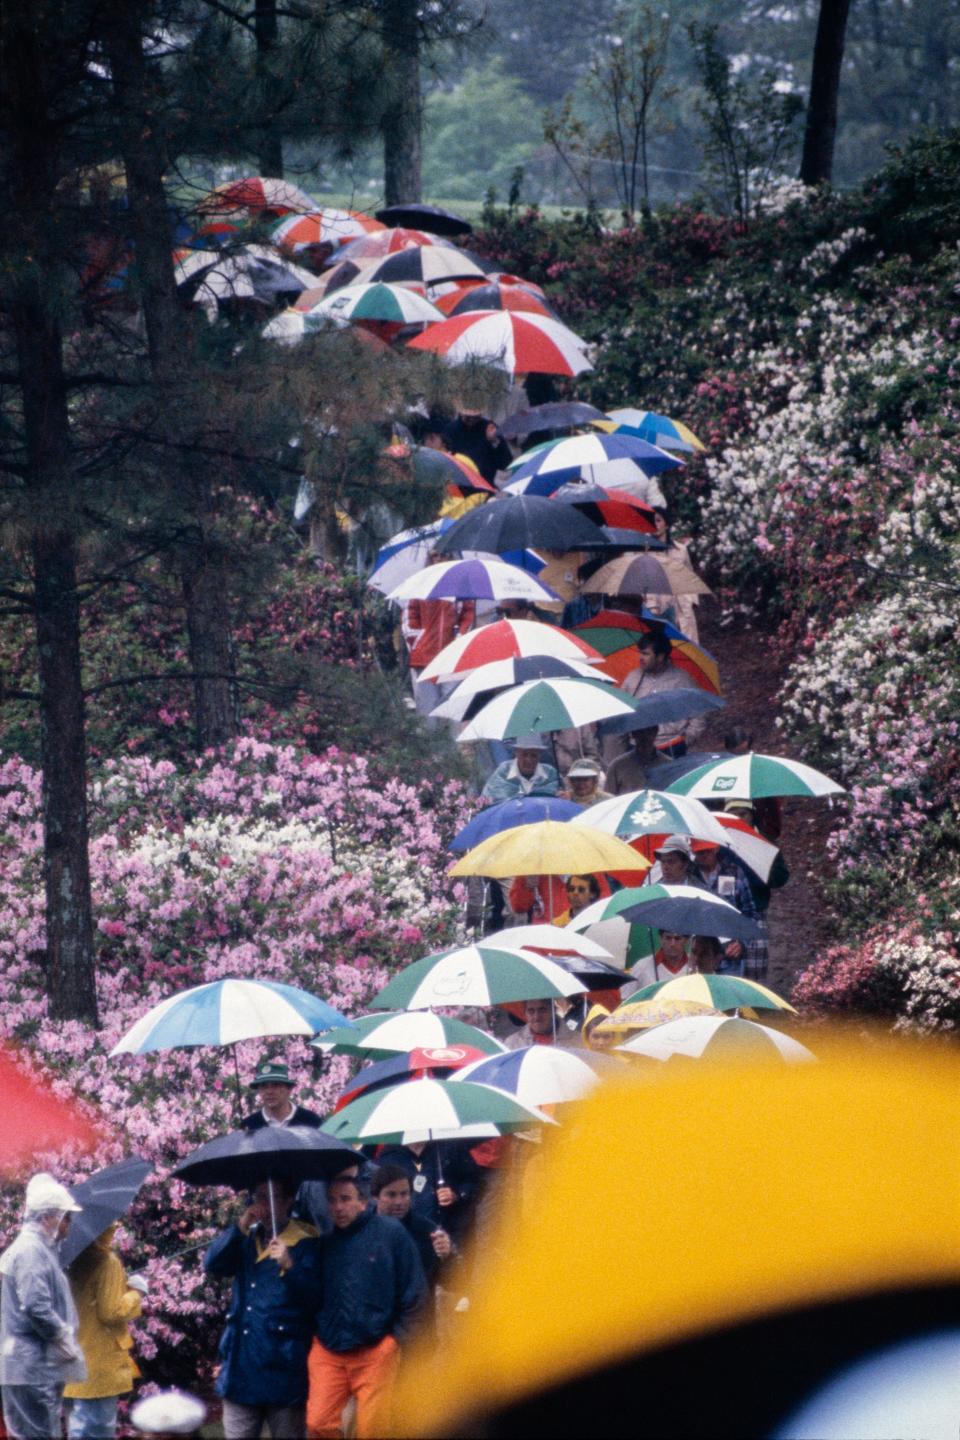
[[109, 979, 349, 1055], [503, 432, 684, 496], [452, 1045, 602, 1107]]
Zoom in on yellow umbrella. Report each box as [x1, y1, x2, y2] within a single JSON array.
[[595, 997, 717, 1041], [449, 821, 651, 880]]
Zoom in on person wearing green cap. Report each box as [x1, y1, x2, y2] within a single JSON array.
[[240, 1059, 322, 1132]]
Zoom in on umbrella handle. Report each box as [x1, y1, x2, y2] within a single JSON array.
[[267, 1178, 278, 1240], [432, 1132, 445, 1188]]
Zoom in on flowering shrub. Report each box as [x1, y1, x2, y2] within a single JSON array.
[[0, 740, 471, 1389]]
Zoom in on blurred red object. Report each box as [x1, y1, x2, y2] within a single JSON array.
[[0, 1045, 98, 1174]]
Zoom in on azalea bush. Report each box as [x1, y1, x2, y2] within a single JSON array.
[[0, 740, 471, 1390]]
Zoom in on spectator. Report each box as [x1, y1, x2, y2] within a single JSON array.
[[372, 1167, 453, 1291], [241, 1059, 322, 1131], [605, 726, 670, 796], [603, 632, 706, 768], [63, 1224, 144, 1440], [480, 735, 560, 803], [559, 759, 611, 807], [690, 842, 765, 977]]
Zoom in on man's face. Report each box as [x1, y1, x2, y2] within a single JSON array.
[[258, 1081, 294, 1116], [695, 845, 720, 873], [658, 850, 689, 884], [637, 644, 667, 674], [249, 1181, 292, 1227], [377, 1178, 412, 1221], [514, 747, 540, 778], [565, 876, 594, 915], [328, 1180, 367, 1229], [660, 931, 690, 963], [458, 409, 483, 428], [631, 726, 659, 758], [525, 999, 554, 1035]]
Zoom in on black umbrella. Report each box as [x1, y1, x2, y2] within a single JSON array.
[[600, 690, 726, 736], [375, 202, 473, 237], [619, 894, 761, 940], [501, 403, 607, 441], [434, 495, 606, 555], [63, 1157, 152, 1267], [171, 1125, 359, 1193], [577, 526, 666, 552], [528, 952, 634, 992]]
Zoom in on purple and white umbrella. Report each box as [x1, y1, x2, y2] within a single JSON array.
[[387, 557, 559, 605]]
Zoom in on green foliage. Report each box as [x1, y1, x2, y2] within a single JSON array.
[[422, 63, 542, 202]]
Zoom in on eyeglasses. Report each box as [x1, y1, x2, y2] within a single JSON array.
[[566, 882, 591, 894]]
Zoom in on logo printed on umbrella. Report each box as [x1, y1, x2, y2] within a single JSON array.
[[629, 800, 667, 826], [433, 970, 471, 996], [711, 777, 737, 791], [421, 1046, 469, 1062]]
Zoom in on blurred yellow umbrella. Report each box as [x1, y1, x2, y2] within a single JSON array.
[[595, 997, 717, 1041], [449, 821, 651, 879]]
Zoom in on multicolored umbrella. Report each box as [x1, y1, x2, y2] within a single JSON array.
[[572, 610, 721, 693], [666, 752, 846, 801], [505, 433, 683, 495], [387, 558, 559, 605], [452, 1046, 601, 1107], [336, 227, 448, 261], [551, 483, 659, 535], [309, 281, 444, 326], [447, 283, 557, 319], [488, 923, 614, 960], [293, 259, 381, 304], [321, 1077, 552, 1145], [419, 618, 602, 683], [456, 676, 644, 743], [272, 210, 384, 256], [450, 796, 584, 852], [198, 176, 317, 218], [333, 1045, 486, 1111], [365, 520, 454, 595], [408, 310, 592, 378], [175, 245, 315, 313], [582, 552, 712, 599], [601, 408, 705, 453], [571, 789, 729, 845], [368, 246, 487, 287], [711, 814, 780, 885], [109, 978, 348, 1054], [617, 1015, 813, 1063], [371, 944, 587, 1010], [449, 822, 650, 881], [312, 1011, 505, 1059], [565, 885, 659, 971], [434, 656, 611, 722], [629, 973, 796, 1013]]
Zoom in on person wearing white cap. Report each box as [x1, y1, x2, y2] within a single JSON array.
[[0, 1172, 86, 1440], [646, 834, 696, 888], [558, 758, 611, 808]]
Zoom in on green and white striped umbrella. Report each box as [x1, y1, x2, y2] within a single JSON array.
[[371, 944, 586, 1011], [567, 886, 659, 971], [617, 1014, 814, 1063], [570, 789, 728, 843], [666, 752, 845, 801], [311, 1011, 506, 1059], [310, 281, 445, 325], [627, 973, 796, 1013], [457, 677, 640, 743], [321, 1076, 552, 1144]]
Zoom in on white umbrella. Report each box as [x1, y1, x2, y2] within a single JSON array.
[[617, 1014, 814, 1063], [452, 1046, 601, 1106], [485, 923, 614, 959]]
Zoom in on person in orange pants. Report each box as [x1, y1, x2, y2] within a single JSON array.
[[300, 1175, 425, 1439]]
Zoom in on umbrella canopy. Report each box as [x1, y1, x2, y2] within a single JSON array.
[[433, 495, 607, 556], [367, 246, 487, 287], [450, 795, 584, 852], [419, 618, 602, 683], [456, 676, 644, 743], [448, 283, 557, 319], [594, 998, 718, 1041], [408, 311, 592, 378], [506, 433, 683, 495], [452, 1046, 601, 1107], [172, 1126, 360, 1190], [175, 245, 315, 309], [387, 558, 559, 605], [309, 281, 444, 326], [617, 1015, 813, 1063], [489, 923, 613, 960], [629, 974, 796, 1013], [62, 1157, 152, 1267], [366, 520, 453, 595], [336, 227, 445, 262], [583, 552, 712, 599], [0, 1045, 98, 1176], [272, 210, 385, 257], [571, 789, 729, 844], [321, 1077, 551, 1145], [711, 814, 780, 885], [618, 884, 762, 941], [602, 408, 705, 453], [198, 177, 317, 218], [109, 979, 349, 1055], [312, 1011, 505, 1059], [599, 688, 725, 734], [501, 402, 607, 441], [407, 447, 497, 495], [434, 655, 610, 723], [449, 821, 651, 880], [376, 202, 473, 236], [334, 1046, 486, 1111], [294, 258, 380, 301], [666, 752, 846, 801], [371, 944, 587, 1010], [551, 484, 659, 535], [565, 887, 659, 971], [574, 623, 722, 694]]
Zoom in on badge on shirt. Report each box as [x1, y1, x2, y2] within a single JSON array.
[[413, 1174, 428, 1193]]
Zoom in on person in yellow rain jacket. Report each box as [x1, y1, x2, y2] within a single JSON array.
[[63, 1225, 144, 1440]]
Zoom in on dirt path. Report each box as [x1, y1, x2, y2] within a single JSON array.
[[694, 600, 836, 998]]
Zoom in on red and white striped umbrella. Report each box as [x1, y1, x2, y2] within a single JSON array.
[[199, 176, 317, 218], [272, 210, 385, 254], [447, 283, 557, 319], [337, 227, 446, 262], [408, 310, 591, 378], [419, 618, 603, 682]]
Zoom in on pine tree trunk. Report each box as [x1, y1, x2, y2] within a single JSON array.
[[103, 0, 239, 750], [800, 0, 853, 185], [381, 0, 422, 204], [255, 0, 284, 176]]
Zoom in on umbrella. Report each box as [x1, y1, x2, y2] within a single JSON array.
[[601, 408, 705, 453], [665, 752, 846, 801], [456, 676, 645, 743], [449, 821, 651, 880], [419, 618, 603, 683], [367, 246, 487, 287], [628, 974, 796, 1013], [365, 520, 454, 595], [646, 749, 729, 788], [571, 789, 729, 844], [307, 282, 444, 326], [407, 447, 498, 495], [618, 884, 763, 941], [198, 177, 318, 218], [370, 944, 587, 1010], [171, 1126, 361, 1193], [272, 209, 384, 256], [505, 433, 684, 495], [321, 1077, 552, 1146], [336, 227, 447, 262], [598, 689, 725, 734], [408, 311, 592, 378], [500, 403, 608, 441], [386, 558, 559, 605], [488, 923, 614, 960], [294, 258, 380, 301], [582, 552, 712, 599], [0, 1045, 99, 1175], [451, 1046, 601, 1107], [711, 814, 780, 885], [312, 1012, 506, 1060], [433, 495, 607, 556], [447, 283, 557, 319], [450, 795, 585, 851], [174, 245, 316, 305], [573, 620, 721, 694], [334, 1045, 486, 1111], [434, 656, 611, 723], [110, 979, 348, 1055], [375, 203, 473, 236], [565, 887, 659, 971], [617, 1015, 813, 1063], [551, 484, 659, 535], [62, 1157, 152, 1267], [594, 998, 719, 1041]]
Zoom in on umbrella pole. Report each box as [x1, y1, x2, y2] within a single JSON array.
[[231, 1046, 243, 1120], [267, 1178, 278, 1240], [432, 1130, 445, 1187]]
